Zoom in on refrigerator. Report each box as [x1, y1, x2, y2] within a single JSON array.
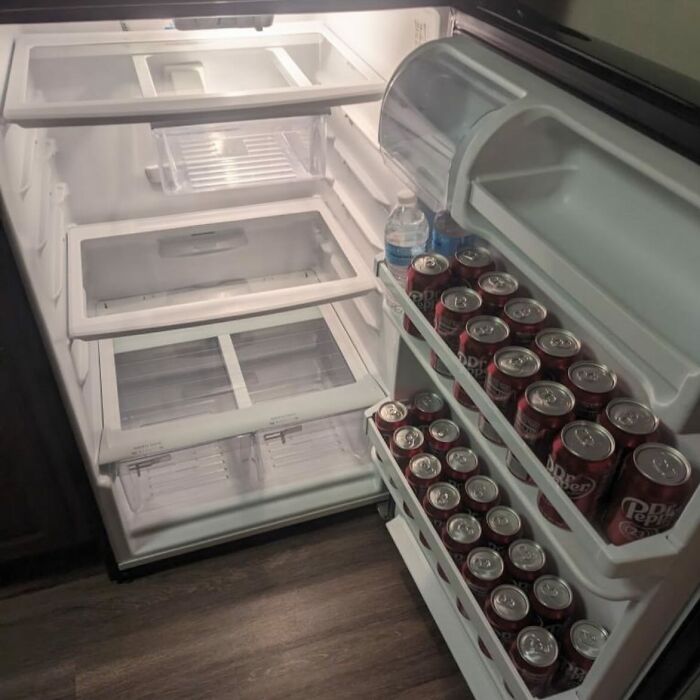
[[0, 3, 698, 699]]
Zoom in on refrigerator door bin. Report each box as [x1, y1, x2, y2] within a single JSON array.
[[378, 38, 525, 212], [379, 266, 699, 582], [68, 197, 375, 339], [454, 105, 700, 433], [367, 414, 627, 700], [4, 24, 385, 127], [99, 305, 384, 463], [152, 115, 327, 195]]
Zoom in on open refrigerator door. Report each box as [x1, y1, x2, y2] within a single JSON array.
[[370, 25, 700, 700]]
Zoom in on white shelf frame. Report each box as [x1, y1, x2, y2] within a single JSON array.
[[98, 305, 384, 464], [4, 23, 385, 127]]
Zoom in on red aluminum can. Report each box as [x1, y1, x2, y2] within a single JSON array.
[[404, 253, 452, 337], [431, 287, 483, 377], [374, 400, 410, 441], [444, 446, 480, 488], [452, 246, 495, 286], [483, 506, 523, 553], [404, 453, 442, 501], [598, 398, 660, 466], [463, 475, 501, 518], [506, 539, 547, 594], [506, 381, 576, 484], [605, 443, 692, 545], [503, 298, 548, 346], [538, 421, 616, 529], [390, 425, 425, 468], [422, 482, 462, 531], [454, 315, 510, 409], [461, 546, 505, 602], [566, 361, 618, 421], [482, 346, 542, 445], [410, 389, 449, 427], [533, 328, 582, 382], [426, 418, 461, 463], [555, 620, 608, 691], [530, 575, 575, 640], [441, 512, 482, 567], [480, 585, 532, 659], [511, 627, 560, 696], [477, 271, 519, 315]]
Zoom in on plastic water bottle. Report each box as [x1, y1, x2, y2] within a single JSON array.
[[384, 190, 430, 310]]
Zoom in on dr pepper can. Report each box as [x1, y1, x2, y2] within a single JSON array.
[[538, 421, 616, 529], [566, 361, 617, 421], [452, 246, 495, 286], [605, 443, 691, 544], [404, 253, 451, 337], [454, 315, 510, 409], [503, 298, 548, 346], [533, 328, 581, 382]]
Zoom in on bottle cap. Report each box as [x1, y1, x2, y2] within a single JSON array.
[[398, 189, 417, 206]]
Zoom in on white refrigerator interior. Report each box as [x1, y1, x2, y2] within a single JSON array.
[[0, 8, 698, 700]]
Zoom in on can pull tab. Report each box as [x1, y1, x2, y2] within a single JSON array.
[[263, 425, 303, 445]]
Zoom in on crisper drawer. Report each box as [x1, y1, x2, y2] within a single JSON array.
[[98, 305, 384, 463], [4, 23, 385, 127], [117, 409, 372, 517], [68, 197, 374, 339]]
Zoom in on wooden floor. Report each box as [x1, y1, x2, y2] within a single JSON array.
[[0, 508, 471, 700]]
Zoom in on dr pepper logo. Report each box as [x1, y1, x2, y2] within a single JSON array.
[[621, 497, 679, 530], [409, 289, 438, 312], [546, 458, 596, 500]]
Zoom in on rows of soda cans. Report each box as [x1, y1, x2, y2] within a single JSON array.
[[374, 389, 607, 696], [401, 247, 693, 545]]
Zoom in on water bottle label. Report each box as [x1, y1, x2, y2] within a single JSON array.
[[432, 231, 474, 258], [385, 242, 423, 268]]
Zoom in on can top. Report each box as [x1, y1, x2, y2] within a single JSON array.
[[568, 361, 617, 394], [535, 328, 581, 358], [426, 482, 461, 512], [466, 316, 510, 344], [413, 390, 445, 415], [494, 346, 541, 378], [526, 381, 575, 417], [478, 271, 519, 297], [491, 584, 530, 621], [504, 297, 548, 325], [508, 539, 546, 572], [428, 419, 460, 445], [533, 575, 573, 610], [465, 475, 500, 504], [632, 443, 691, 486], [441, 287, 482, 314], [570, 620, 609, 660], [605, 398, 659, 436], [446, 513, 482, 544], [392, 425, 424, 450], [561, 421, 615, 462], [408, 453, 442, 480], [486, 506, 522, 536], [411, 253, 450, 276], [467, 547, 504, 580], [377, 400, 408, 424], [446, 446, 479, 474], [455, 246, 492, 269], [516, 627, 559, 667]]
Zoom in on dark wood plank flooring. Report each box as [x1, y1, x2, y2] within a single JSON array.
[[0, 508, 471, 700]]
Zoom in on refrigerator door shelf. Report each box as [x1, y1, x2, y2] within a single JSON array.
[[98, 305, 384, 464], [367, 417, 626, 700], [68, 197, 375, 340], [379, 266, 698, 583], [111, 408, 385, 566], [4, 24, 385, 128], [152, 115, 327, 195]]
